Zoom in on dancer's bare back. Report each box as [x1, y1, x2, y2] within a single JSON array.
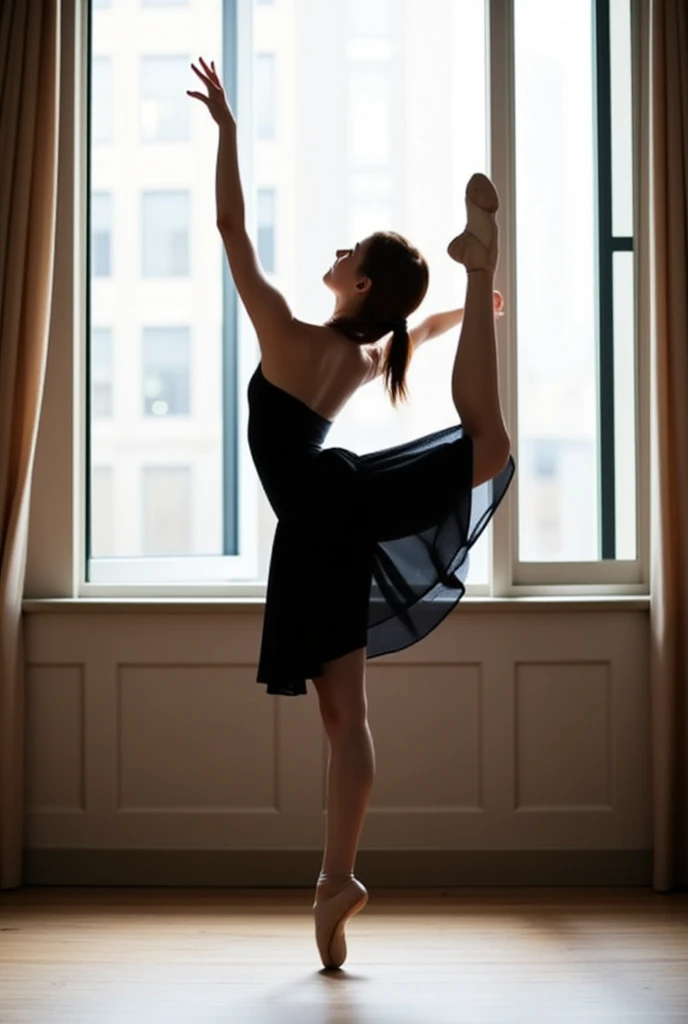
[[259, 320, 393, 423], [218, 223, 466, 421]]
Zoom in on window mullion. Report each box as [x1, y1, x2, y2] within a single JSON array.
[[222, 0, 240, 555], [488, 0, 517, 597], [593, 0, 617, 560]]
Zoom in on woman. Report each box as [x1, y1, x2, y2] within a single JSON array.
[[188, 58, 515, 970]]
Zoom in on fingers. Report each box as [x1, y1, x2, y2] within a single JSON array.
[[191, 63, 212, 87], [198, 56, 220, 85]]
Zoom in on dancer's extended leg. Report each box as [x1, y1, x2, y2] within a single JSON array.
[[448, 174, 510, 483]]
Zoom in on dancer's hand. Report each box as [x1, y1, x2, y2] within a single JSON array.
[[187, 57, 235, 127], [493, 290, 505, 318]]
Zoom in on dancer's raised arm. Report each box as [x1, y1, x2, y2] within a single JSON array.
[[187, 57, 294, 345], [416, 290, 503, 349], [365, 290, 503, 384]]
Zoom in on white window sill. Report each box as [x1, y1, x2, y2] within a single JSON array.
[[22, 595, 650, 614]]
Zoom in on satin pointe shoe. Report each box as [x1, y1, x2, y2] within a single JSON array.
[[447, 172, 500, 272], [313, 877, 369, 969]]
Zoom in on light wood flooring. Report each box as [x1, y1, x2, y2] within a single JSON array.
[[1, 886, 688, 1022]]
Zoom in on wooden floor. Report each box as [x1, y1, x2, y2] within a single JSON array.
[[1, 886, 688, 1022]]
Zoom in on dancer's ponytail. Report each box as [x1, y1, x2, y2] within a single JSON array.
[[382, 318, 412, 406]]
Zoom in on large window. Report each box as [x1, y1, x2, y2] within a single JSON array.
[[514, 0, 636, 567], [86, 0, 643, 596]]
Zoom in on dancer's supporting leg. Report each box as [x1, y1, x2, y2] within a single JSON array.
[[449, 175, 511, 485], [312, 647, 374, 890], [311, 647, 372, 967]]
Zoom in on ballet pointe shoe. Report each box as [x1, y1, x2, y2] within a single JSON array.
[[447, 172, 500, 272], [313, 877, 368, 969]]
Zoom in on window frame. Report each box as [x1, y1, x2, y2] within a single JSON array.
[[76, 0, 648, 600], [488, 0, 648, 595]]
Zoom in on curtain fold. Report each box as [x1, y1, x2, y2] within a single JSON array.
[[649, 0, 688, 891], [0, 0, 60, 890]]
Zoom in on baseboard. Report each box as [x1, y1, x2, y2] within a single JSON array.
[[22, 848, 653, 887]]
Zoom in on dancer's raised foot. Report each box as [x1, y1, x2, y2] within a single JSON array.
[[447, 172, 500, 273]]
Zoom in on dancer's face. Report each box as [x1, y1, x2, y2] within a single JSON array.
[[323, 237, 373, 306]]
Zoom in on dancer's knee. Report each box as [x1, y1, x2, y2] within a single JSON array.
[[312, 647, 368, 730]]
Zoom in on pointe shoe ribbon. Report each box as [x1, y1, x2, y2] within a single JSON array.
[[447, 172, 500, 272], [313, 877, 368, 969]]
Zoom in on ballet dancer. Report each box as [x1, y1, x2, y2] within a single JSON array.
[[188, 57, 515, 970]]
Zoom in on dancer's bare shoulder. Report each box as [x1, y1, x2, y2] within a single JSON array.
[[258, 318, 386, 421]]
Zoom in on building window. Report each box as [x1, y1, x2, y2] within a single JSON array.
[[142, 191, 190, 276], [91, 192, 112, 277], [142, 327, 191, 416], [257, 189, 276, 272], [91, 56, 113, 143], [91, 328, 113, 416], [255, 54, 276, 139], [140, 55, 190, 142], [143, 467, 192, 554]]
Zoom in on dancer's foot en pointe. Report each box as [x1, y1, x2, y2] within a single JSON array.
[[313, 872, 369, 969], [447, 172, 500, 273]]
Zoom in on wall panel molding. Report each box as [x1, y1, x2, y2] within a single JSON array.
[[23, 607, 651, 882]]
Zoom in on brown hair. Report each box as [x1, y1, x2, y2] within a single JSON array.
[[327, 231, 429, 406]]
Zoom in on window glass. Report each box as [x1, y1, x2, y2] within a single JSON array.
[[142, 327, 191, 416], [256, 54, 276, 140], [610, 0, 634, 237], [92, 57, 113, 142], [513, 0, 638, 561], [347, 70, 391, 167], [514, 0, 630, 561], [257, 189, 276, 272], [143, 467, 192, 554], [350, 0, 392, 36], [142, 191, 190, 276], [91, 192, 112, 277], [140, 56, 190, 142], [91, 328, 114, 416], [91, 467, 115, 556]]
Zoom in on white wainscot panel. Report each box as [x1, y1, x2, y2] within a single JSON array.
[[515, 662, 612, 810], [25, 664, 85, 813], [117, 663, 276, 812], [363, 662, 484, 848]]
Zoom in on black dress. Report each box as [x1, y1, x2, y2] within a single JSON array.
[[248, 362, 515, 696]]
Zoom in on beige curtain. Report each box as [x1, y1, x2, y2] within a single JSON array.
[[649, 0, 688, 892], [0, 0, 60, 890]]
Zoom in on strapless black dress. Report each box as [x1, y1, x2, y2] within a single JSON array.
[[247, 362, 515, 696]]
